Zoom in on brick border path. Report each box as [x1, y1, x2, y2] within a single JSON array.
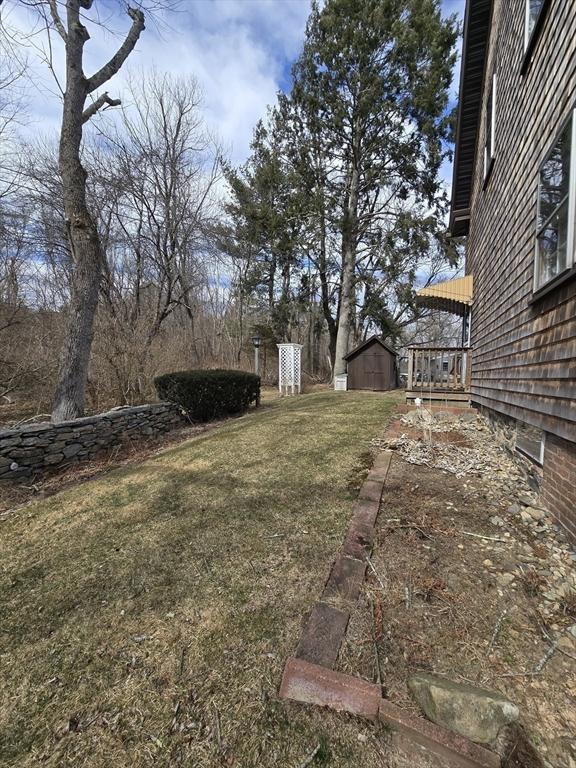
[[279, 435, 501, 768]]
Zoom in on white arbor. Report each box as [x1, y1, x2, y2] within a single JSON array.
[[277, 343, 302, 395]]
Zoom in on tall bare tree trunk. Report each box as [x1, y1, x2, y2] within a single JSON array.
[[52, 28, 102, 421], [316, 206, 338, 367], [334, 164, 359, 376], [48, 0, 145, 422]]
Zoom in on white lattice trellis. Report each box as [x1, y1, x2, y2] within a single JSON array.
[[277, 343, 302, 395]]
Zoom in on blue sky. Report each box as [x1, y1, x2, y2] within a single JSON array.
[[3, 0, 465, 165]]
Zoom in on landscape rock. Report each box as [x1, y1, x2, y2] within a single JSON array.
[[496, 573, 515, 587], [518, 493, 537, 507], [558, 635, 576, 652], [62, 443, 82, 458], [407, 672, 519, 744], [44, 453, 64, 465]]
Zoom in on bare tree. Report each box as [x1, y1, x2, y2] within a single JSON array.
[[50, 1, 147, 421], [0, 55, 26, 204], [2, 1, 149, 421], [93, 72, 223, 400]]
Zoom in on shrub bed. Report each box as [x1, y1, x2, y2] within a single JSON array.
[[154, 369, 260, 422]]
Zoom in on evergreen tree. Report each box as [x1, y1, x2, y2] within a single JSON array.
[[224, 118, 305, 342], [291, 0, 458, 373]]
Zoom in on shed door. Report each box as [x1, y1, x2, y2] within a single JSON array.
[[365, 351, 394, 390], [363, 353, 377, 390]]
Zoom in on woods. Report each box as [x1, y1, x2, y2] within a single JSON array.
[[0, 0, 458, 423]]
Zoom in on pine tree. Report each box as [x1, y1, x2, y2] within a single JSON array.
[[290, 0, 458, 373], [224, 117, 305, 342]]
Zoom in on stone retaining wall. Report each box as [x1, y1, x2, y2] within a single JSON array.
[[478, 406, 542, 481], [479, 405, 576, 544], [478, 406, 519, 454], [0, 403, 185, 481]]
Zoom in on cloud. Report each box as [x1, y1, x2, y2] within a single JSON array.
[[4, 0, 463, 171], [3, 0, 311, 164]]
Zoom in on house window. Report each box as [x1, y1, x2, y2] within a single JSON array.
[[525, 0, 546, 50], [516, 421, 544, 466], [535, 113, 576, 291], [484, 74, 496, 181]]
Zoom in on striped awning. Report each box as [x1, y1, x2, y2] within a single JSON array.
[[416, 275, 473, 316]]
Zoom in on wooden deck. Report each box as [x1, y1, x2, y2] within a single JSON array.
[[405, 347, 471, 405]]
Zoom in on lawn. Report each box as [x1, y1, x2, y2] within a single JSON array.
[[0, 391, 399, 768]]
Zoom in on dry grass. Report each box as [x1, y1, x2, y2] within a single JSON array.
[[0, 387, 283, 514], [0, 390, 401, 768]]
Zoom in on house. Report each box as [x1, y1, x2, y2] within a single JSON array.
[[344, 336, 397, 391], [412, 0, 576, 541]]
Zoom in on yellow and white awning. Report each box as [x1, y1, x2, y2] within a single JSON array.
[[416, 275, 473, 316]]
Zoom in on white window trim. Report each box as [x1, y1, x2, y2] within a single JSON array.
[[483, 74, 497, 181], [533, 109, 576, 292]]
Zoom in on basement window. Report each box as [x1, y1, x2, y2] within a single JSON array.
[[483, 74, 496, 184], [516, 421, 545, 466], [534, 112, 576, 291]]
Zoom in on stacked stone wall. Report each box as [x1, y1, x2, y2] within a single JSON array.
[[0, 403, 184, 480]]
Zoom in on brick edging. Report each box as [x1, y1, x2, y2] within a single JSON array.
[[279, 446, 502, 768], [293, 451, 391, 670], [279, 658, 499, 768]]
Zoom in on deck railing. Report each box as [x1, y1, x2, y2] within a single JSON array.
[[406, 346, 471, 393]]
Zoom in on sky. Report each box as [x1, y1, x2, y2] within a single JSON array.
[[2, 0, 465, 167]]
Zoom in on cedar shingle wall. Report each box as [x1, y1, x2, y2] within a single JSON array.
[[467, 0, 576, 444]]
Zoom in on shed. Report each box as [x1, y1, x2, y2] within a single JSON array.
[[344, 336, 398, 391]]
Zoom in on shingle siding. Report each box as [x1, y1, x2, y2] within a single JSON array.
[[463, 0, 576, 540], [466, 0, 576, 444]]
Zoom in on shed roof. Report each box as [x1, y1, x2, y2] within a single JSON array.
[[449, 0, 493, 237], [344, 335, 397, 361]]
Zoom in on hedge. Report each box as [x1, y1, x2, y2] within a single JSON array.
[[154, 369, 261, 422]]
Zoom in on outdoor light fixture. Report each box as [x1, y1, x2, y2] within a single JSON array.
[[251, 333, 262, 376]]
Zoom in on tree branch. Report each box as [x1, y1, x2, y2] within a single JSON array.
[[85, 7, 145, 94], [47, 0, 67, 41], [82, 92, 121, 123]]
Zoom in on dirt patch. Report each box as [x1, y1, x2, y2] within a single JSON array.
[[338, 410, 576, 768]]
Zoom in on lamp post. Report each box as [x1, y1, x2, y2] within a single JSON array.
[[251, 333, 262, 377]]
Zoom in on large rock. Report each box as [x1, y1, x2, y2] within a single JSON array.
[[408, 672, 519, 744]]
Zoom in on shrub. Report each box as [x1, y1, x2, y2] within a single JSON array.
[[154, 369, 260, 422]]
